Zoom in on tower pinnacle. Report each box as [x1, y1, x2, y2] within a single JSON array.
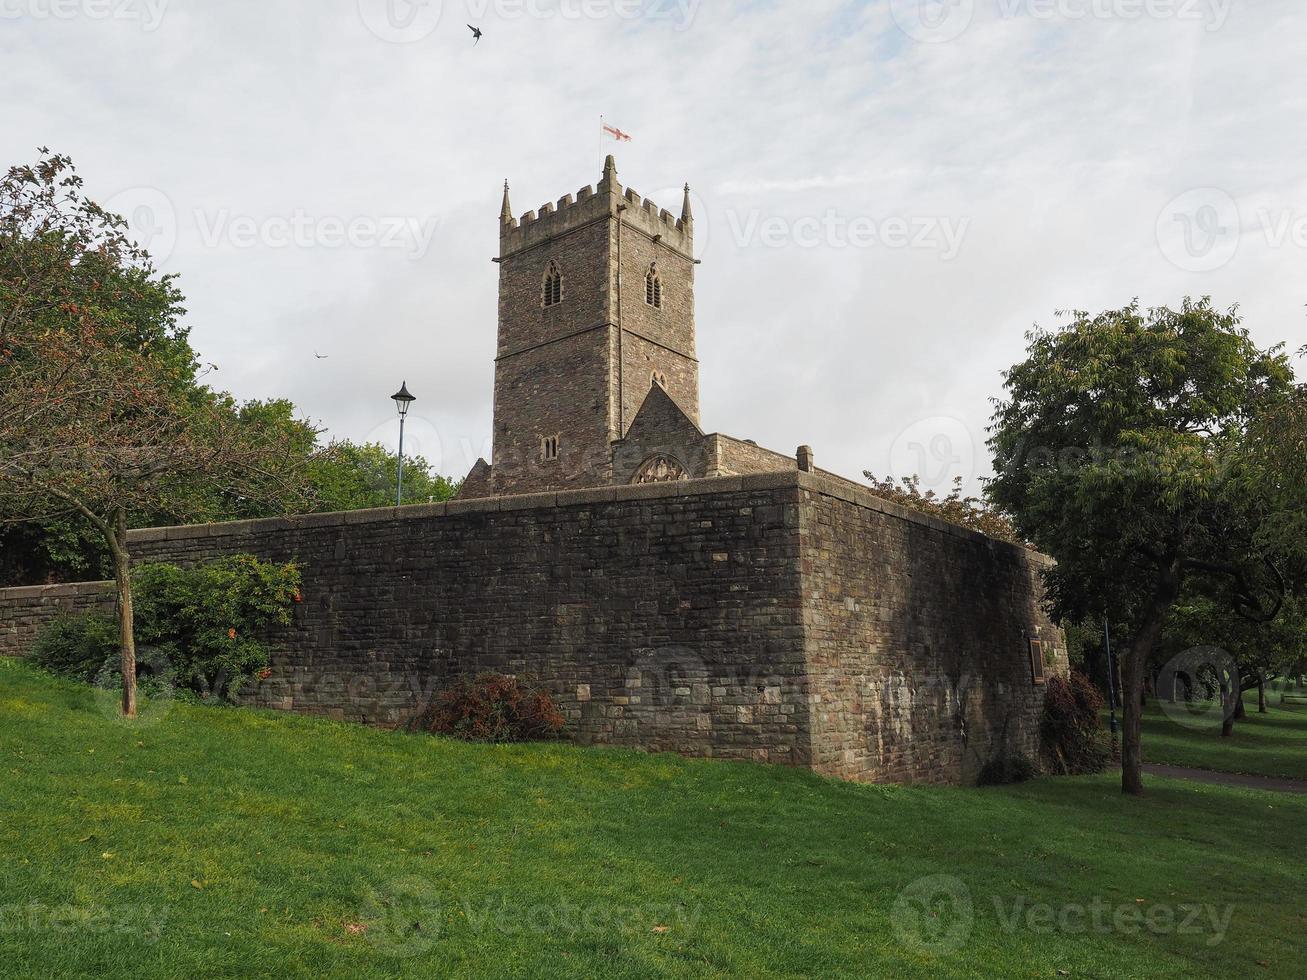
[[600, 154, 618, 191], [500, 180, 513, 224], [681, 183, 693, 225]]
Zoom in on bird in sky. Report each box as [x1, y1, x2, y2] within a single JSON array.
[[314, 351, 328, 360], [468, 24, 483, 45]]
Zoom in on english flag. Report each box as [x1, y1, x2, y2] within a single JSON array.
[[602, 121, 632, 143]]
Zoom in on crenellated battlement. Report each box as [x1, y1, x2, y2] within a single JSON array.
[[500, 156, 693, 259]]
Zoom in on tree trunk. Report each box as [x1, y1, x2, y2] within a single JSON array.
[[108, 509, 137, 719], [1258, 677, 1268, 714], [1120, 563, 1182, 796], [1220, 694, 1236, 737], [1220, 680, 1244, 737]]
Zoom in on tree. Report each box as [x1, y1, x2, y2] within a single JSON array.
[[1161, 590, 1306, 733], [0, 517, 107, 585], [987, 299, 1294, 794], [0, 150, 314, 717], [309, 440, 459, 512], [0, 401, 461, 587], [1239, 380, 1307, 584]]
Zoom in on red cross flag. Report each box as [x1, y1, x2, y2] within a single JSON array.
[[602, 121, 633, 143]]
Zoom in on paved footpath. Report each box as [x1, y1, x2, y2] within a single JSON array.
[[1142, 763, 1307, 795]]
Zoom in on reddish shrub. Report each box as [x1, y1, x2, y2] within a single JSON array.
[[1041, 671, 1111, 775], [415, 674, 564, 743]]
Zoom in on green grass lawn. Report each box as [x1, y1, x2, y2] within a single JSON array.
[[2, 658, 1305, 979], [1133, 695, 1307, 780]]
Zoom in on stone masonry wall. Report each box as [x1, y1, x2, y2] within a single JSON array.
[[124, 475, 812, 766], [494, 199, 615, 495], [797, 475, 1065, 784], [709, 435, 800, 477], [491, 329, 615, 494], [0, 473, 1062, 785], [611, 385, 711, 484], [0, 582, 115, 659], [615, 219, 698, 434]]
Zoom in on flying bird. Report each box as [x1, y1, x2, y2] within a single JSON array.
[[468, 24, 482, 45], [314, 351, 329, 360]]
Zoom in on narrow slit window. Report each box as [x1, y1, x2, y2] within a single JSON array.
[[1029, 638, 1046, 684], [543, 261, 563, 308], [541, 436, 560, 461]]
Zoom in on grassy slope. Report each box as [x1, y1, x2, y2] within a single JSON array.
[[1, 659, 1304, 980], [1135, 697, 1307, 780]]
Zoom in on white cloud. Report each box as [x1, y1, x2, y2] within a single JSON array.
[[4, 0, 1304, 489]]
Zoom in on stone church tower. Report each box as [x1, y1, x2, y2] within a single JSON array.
[[460, 155, 804, 499], [483, 156, 699, 496]]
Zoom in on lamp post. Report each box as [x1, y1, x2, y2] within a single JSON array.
[[391, 382, 416, 506]]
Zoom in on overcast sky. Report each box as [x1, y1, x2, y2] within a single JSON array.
[[6, 0, 1305, 492]]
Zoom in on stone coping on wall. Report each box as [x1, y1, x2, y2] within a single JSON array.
[[120, 470, 1048, 565], [0, 581, 114, 600]]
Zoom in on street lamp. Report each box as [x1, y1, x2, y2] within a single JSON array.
[[391, 381, 416, 506]]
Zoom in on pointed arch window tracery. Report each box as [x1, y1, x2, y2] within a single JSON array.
[[645, 263, 662, 309], [543, 260, 563, 308]]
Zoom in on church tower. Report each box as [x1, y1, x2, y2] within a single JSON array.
[[488, 156, 700, 495]]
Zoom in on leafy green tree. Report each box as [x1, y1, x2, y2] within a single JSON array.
[[1160, 589, 1307, 729], [309, 441, 459, 512], [0, 151, 315, 717], [0, 396, 461, 587], [0, 518, 107, 585], [987, 299, 1294, 794], [1239, 380, 1307, 584]]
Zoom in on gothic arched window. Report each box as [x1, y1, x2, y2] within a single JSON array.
[[543, 261, 563, 308], [632, 454, 688, 484], [645, 263, 662, 309]]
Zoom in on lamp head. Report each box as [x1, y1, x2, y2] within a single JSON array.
[[391, 381, 416, 419]]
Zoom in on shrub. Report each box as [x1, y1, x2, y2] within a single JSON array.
[[862, 473, 1022, 544], [30, 555, 300, 701], [977, 753, 1039, 786], [1041, 672, 1111, 775], [413, 674, 565, 743], [31, 614, 119, 683], [132, 555, 301, 700]]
